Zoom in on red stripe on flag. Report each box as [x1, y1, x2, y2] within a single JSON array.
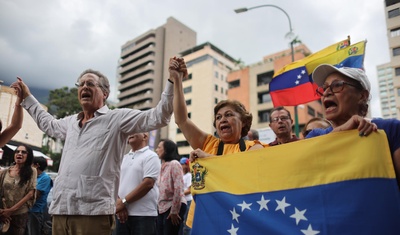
[[270, 82, 319, 107]]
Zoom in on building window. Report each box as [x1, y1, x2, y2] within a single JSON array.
[[397, 88, 400, 96], [221, 74, 224, 81], [215, 98, 218, 104], [229, 79, 240, 89], [183, 86, 192, 94], [188, 112, 191, 118], [177, 128, 182, 134], [257, 71, 274, 86], [395, 67, 400, 76], [258, 110, 271, 123], [388, 8, 400, 18], [307, 106, 315, 116], [391, 27, 400, 37], [177, 140, 190, 147], [394, 47, 400, 56], [258, 91, 271, 104], [221, 87, 224, 94], [183, 73, 193, 82], [215, 84, 218, 91], [215, 71, 219, 78], [186, 99, 192, 105]]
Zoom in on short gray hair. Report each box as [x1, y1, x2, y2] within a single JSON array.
[[77, 69, 110, 100]]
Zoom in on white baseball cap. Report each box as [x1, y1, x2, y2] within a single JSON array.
[[312, 64, 371, 92]]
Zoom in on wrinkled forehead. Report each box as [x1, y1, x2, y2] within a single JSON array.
[[78, 73, 99, 82], [216, 105, 237, 115], [271, 109, 289, 118]]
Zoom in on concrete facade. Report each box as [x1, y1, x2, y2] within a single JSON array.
[[378, 0, 400, 118], [117, 17, 197, 143]]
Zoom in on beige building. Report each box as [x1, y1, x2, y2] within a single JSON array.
[[116, 17, 196, 147], [169, 42, 239, 157], [0, 84, 51, 166], [378, 0, 400, 119]]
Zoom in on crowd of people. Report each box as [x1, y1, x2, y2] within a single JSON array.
[[0, 56, 399, 235]]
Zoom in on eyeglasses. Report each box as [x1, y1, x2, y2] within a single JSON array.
[[316, 80, 361, 96], [270, 115, 290, 123], [15, 150, 28, 154], [75, 81, 101, 88]]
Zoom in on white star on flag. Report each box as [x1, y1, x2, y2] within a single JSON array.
[[227, 224, 239, 235], [257, 195, 270, 211], [295, 80, 300, 85], [290, 207, 308, 225], [301, 70, 306, 74], [301, 224, 320, 235], [230, 207, 240, 223], [275, 197, 291, 214], [297, 74, 302, 79], [238, 201, 252, 212]]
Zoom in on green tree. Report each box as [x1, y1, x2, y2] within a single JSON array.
[[47, 87, 81, 117], [43, 86, 80, 171]]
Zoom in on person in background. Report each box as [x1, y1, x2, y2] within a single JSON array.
[[13, 61, 177, 234], [28, 157, 53, 235], [114, 133, 161, 235], [179, 157, 192, 235], [268, 107, 299, 146], [0, 144, 37, 235], [156, 139, 186, 235], [0, 78, 23, 147], [301, 117, 332, 139], [307, 64, 399, 184], [246, 129, 259, 141]]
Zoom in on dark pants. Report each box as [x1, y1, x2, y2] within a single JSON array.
[[27, 212, 44, 235], [5, 213, 28, 235], [179, 200, 191, 235], [157, 203, 187, 235], [114, 216, 157, 235]]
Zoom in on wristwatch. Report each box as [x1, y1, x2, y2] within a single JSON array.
[[122, 198, 129, 207]]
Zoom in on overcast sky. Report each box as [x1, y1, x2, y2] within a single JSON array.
[[0, 0, 389, 117]]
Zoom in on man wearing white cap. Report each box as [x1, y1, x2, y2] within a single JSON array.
[[307, 64, 400, 185]]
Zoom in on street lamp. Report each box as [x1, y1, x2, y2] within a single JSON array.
[[234, 4, 300, 137]]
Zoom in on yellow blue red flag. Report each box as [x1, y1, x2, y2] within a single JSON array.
[[190, 130, 400, 234], [270, 39, 366, 106]]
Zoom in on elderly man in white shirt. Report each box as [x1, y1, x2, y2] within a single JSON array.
[[13, 58, 187, 235]]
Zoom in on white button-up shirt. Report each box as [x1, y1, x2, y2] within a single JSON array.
[[22, 82, 173, 215]]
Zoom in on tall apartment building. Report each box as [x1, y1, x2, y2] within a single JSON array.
[[169, 42, 239, 157], [378, 0, 400, 119], [117, 17, 196, 146], [227, 44, 324, 138]]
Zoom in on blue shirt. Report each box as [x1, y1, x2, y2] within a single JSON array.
[[30, 172, 53, 213], [306, 118, 400, 156]]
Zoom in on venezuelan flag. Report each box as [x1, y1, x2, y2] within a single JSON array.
[[190, 130, 400, 234], [270, 39, 366, 107]]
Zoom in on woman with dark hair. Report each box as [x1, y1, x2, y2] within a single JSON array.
[[156, 139, 186, 235], [0, 144, 37, 235]]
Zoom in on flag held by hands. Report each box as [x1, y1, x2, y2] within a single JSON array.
[[269, 38, 366, 106], [190, 130, 400, 235]]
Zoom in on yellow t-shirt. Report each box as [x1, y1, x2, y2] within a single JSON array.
[[186, 135, 268, 227]]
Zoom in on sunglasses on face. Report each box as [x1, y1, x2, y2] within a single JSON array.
[[316, 80, 361, 96]]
